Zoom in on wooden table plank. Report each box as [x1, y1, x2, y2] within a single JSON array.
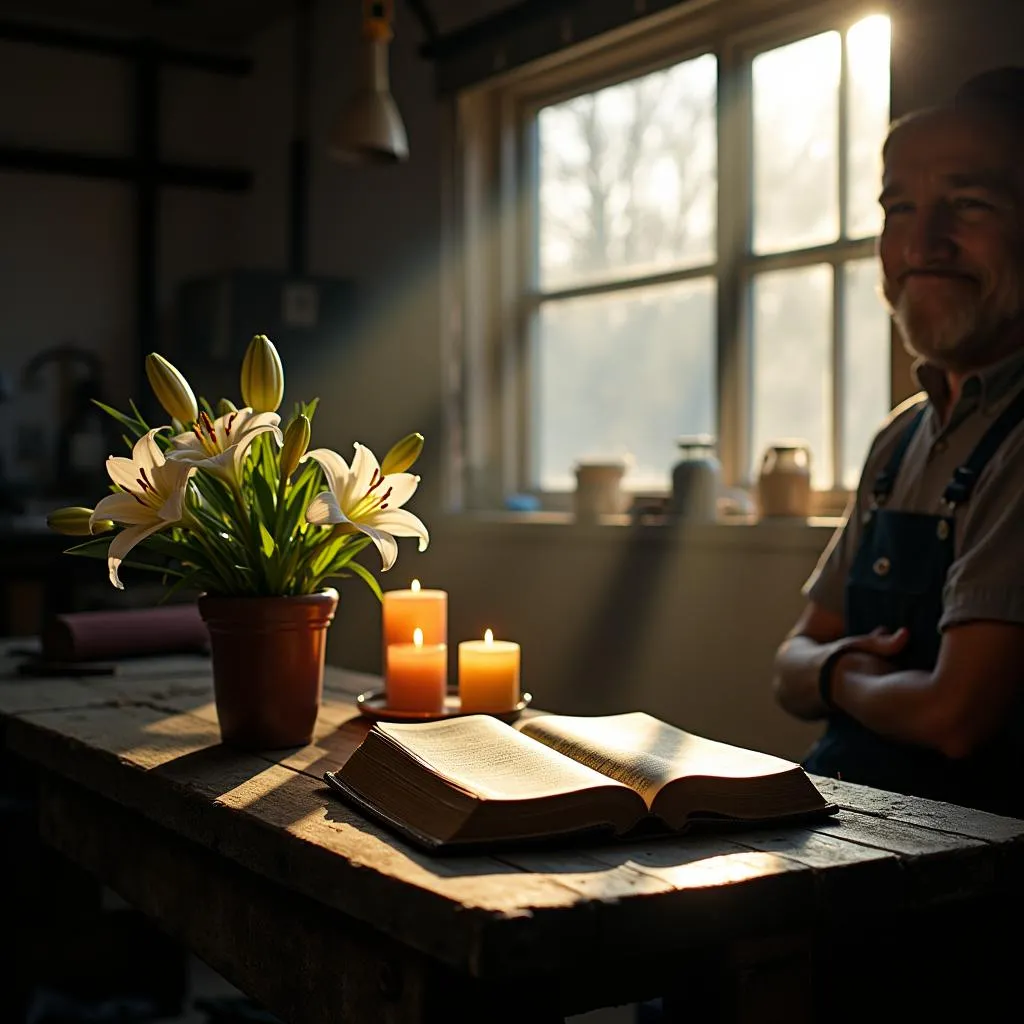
[[813, 775, 1024, 842]]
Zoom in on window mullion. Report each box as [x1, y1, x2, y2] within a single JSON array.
[[717, 46, 753, 489], [833, 24, 851, 491], [535, 261, 717, 304], [501, 93, 531, 497]]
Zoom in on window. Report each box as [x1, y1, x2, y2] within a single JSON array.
[[451, 2, 892, 507]]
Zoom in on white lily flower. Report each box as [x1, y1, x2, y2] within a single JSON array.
[[303, 443, 429, 571], [91, 429, 196, 589], [167, 407, 282, 482]]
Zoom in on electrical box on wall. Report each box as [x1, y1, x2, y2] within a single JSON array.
[[176, 270, 358, 412]]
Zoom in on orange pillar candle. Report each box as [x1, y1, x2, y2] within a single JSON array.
[[386, 628, 448, 712], [382, 579, 447, 657], [458, 629, 521, 713]]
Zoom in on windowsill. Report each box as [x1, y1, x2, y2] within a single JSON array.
[[434, 510, 841, 553]]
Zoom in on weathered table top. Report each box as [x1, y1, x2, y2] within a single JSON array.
[[2, 640, 1022, 1023]]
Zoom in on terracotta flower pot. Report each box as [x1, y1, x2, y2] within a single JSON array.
[[198, 588, 339, 750]]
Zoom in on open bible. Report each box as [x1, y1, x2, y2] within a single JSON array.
[[323, 711, 836, 852]]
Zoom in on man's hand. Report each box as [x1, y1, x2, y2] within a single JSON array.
[[773, 609, 910, 722], [827, 629, 910, 707], [833, 626, 911, 679]]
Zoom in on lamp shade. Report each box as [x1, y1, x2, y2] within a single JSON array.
[[329, 39, 409, 164]]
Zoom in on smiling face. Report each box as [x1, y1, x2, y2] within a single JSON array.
[[879, 107, 1024, 372]]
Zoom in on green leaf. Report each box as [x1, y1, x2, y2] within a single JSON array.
[[93, 400, 146, 438], [251, 465, 278, 526], [128, 399, 152, 432], [279, 463, 319, 540], [63, 537, 113, 559], [258, 520, 276, 558], [118, 560, 187, 577], [159, 567, 208, 604], [338, 559, 383, 601]]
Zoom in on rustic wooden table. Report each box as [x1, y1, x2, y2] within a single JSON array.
[[1, 640, 1021, 1024]]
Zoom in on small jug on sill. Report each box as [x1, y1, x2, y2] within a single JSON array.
[[669, 435, 720, 522], [757, 440, 812, 518]]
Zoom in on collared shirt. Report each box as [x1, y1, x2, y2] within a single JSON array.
[[805, 343, 1024, 630]]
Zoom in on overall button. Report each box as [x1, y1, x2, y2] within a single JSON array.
[[934, 439, 948, 454], [873, 556, 891, 576], [937, 520, 950, 540]]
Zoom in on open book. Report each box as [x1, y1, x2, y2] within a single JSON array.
[[324, 711, 836, 852]]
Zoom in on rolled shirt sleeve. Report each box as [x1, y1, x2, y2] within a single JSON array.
[[803, 494, 861, 617]]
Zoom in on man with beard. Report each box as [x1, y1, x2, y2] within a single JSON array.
[[772, 69, 1024, 817]]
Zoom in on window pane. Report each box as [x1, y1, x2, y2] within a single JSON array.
[[842, 259, 891, 488], [753, 32, 840, 254], [536, 279, 716, 491], [751, 265, 832, 488], [538, 53, 717, 292], [846, 15, 891, 238]]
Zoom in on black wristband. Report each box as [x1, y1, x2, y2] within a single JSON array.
[[818, 646, 852, 712]]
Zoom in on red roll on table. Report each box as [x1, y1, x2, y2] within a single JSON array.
[[41, 603, 210, 663]]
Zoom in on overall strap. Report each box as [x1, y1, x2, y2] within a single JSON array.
[[873, 403, 928, 503], [943, 384, 1024, 508]]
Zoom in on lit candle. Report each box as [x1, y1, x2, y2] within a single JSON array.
[[382, 579, 447, 667], [458, 629, 521, 713], [386, 627, 448, 713]]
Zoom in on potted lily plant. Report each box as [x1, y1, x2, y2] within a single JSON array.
[[48, 334, 429, 749]]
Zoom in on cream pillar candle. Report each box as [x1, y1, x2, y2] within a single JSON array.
[[386, 628, 447, 712], [458, 629, 521, 713]]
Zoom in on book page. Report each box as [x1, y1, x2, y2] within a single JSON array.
[[375, 716, 637, 802], [521, 712, 799, 806]]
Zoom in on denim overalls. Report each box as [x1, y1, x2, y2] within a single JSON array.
[[803, 389, 1024, 816]]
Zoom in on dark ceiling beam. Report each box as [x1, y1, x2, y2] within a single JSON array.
[[418, 0, 579, 61], [418, 0, 692, 94], [0, 18, 252, 75], [0, 145, 252, 191]]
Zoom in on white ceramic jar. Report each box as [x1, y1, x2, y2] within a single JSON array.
[[574, 461, 627, 522], [757, 441, 812, 518]]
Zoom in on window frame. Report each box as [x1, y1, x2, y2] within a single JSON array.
[[446, 0, 892, 513]]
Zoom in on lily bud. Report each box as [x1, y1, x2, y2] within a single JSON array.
[[240, 334, 284, 413], [381, 432, 424, 475], [280, 414, 311, 479], [146, 353, 198, 425], [47, 506, 114, 537], [216, 397, 238, 417]]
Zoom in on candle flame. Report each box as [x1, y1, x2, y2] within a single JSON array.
[[411, 579, 421, 592], [413, 627, 423, 647], [484, 628, 493, 644]]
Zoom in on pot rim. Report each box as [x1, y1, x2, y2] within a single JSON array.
[[198, 586, 339, 603]]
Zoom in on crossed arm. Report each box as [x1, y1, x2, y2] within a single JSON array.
[[772, 602, 1024, 759]]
